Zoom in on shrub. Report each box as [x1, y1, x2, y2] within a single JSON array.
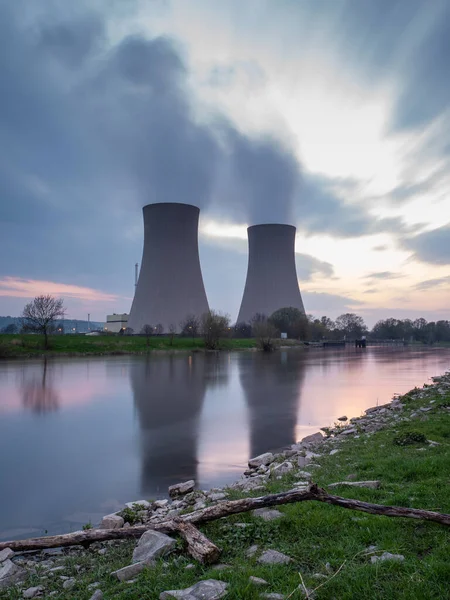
[[393, 431, 428, 446], [201, 310, 230, 350], [253, 320, 279, 352]]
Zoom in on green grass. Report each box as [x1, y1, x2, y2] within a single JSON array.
[[1, 383, 449, 599], [0, 333, 264, 358]]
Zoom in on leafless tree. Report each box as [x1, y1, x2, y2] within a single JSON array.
[[180, 315, 200, 339], [21, 295, 66, 350], [201, 310, 230, 350], [154, 323, 164, 335], [141, 324, 153, 346], [253, 319, 279, 352], [168, 323, 176, 346]]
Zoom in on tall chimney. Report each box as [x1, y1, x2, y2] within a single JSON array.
[[237, 224, 305, 324], [128, 203, 209, 333]]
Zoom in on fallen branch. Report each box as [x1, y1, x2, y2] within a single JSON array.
[[1, 484, 448, 553], [172, 519, 221, 564]]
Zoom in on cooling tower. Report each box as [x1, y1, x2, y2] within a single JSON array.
[[237, 224, 305, 324], [128, 203, 209, 333]]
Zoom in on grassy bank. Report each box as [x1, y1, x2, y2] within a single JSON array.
[[0, 334, 270, 358], [1, 377, 449, 599]]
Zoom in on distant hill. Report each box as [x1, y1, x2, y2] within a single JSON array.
[[0, 316, 104, 333]]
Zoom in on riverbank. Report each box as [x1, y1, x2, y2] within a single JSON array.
[[0, 334, 262, 358], [1, 374, 449, 599]]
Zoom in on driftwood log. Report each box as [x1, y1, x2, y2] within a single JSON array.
[[1, 484, 448, 557]]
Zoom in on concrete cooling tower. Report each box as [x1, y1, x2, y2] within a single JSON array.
[[128, 203, 209, 333], [237, 224, 305, 324]]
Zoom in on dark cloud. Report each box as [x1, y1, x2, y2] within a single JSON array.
[[414, 276, 450, 291], [403, 225, 450, 265], [364, 272, 404, 281], [295, 254, 334, 282]]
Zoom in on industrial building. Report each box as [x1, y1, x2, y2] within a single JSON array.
[[127, 203, 209, 333], [105, 313, 128, 333], [237, 224, 305, 324]]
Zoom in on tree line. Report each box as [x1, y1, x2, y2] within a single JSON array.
[[4, 296, 450, 349]]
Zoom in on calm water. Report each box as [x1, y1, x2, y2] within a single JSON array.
[[0, 347, 449, 540]]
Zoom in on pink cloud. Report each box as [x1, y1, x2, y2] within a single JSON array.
[[0, 277, 119, 303]]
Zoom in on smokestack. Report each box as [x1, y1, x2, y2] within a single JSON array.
[[128, 203, 209, 333], [237, 224, 305, 324]]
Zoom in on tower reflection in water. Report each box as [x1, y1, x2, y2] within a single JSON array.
[[130, 354, 207, 496], [239, 350, 306, 457]]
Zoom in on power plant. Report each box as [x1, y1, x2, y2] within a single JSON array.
[[127, 203, 209, 333], [237, 224, 305, 324]]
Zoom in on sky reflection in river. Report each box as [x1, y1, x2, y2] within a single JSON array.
[[0, 347, 449, 539]]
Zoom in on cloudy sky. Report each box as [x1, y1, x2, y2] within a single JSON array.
[[1, 0, 449, 325]]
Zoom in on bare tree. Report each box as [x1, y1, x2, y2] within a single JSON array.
[[21, 295, 66, 350], [253, 320, 279, 352], [154, 323, 164, 335], [201, 310, 230, 350], [141, 324, 153, 346], [180, 315, 200, 340], [168, 323, 176, 346]]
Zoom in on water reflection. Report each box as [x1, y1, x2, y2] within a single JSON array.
[[239, 350, 306, 456], [20, 359, 59, 414], [130, 354, 207, 495]]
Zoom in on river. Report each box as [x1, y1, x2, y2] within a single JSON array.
[[0, 346, 449, 540]]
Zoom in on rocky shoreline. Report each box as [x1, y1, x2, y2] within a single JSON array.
[[1, 372, 449, 599]]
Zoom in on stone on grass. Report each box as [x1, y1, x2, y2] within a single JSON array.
[[63, 578, 75, 589], [154, 499, 169, 508], [258, 550, 292, 565], [211, 564, 231, 571], [328, 480, 380, 489], [260, 594, 285, 599], [88, 590, 103, 600], [329, 449, 339, 456], [371, 552, 404, 563], [159, 579, 228, 599], [209, 493, 226, 502], [249, 576, 268, 586], [246, 545, 259, 558], [0, 560, 27, 590], [340, 428, 357, 436], [270, 461, 293, 476], [231, 476, 266, 492], [297, 471, 312, 479], [168, 480, 195, 498], [301, 432, 323, 445], [185, 564, 195, 570], [22, 586, 44, 599], [99, 514, 124, 529], [111, 563, 144, 581], [133, 530, 177, 564], [248, 453, 275, 468], [0, 548, 14, 563], [252, 508, 284, 521], [297, 456, 310, 468]]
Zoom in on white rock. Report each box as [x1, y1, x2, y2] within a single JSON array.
[[159, 579, 228, 599], [246, 545, 259, 558], [340, 428, 357, 435], [154, 499, 169, 508], [260, 594, 285, 600], [252, 508, 284, 521], [209, 493, 226, 502], [329, 449, 340, 455], [301, 432, 323, 445], [0, 560, 27, 590], [111, 563, 144, 581], [371, 552, 405, 563], [0, 548, 14, 563], [133, 530, 177, 564], [168, 480, 195, 498], [297, 471, 312, 479], [270, 461, 293, 476], [22, 586, 44, 598], [258, 549, 292, 565], [125, 500, 151, 510], [248, 453, 275, 468], [89, 591, 103, 600], [328, 480, 380, 489], [99, 514, 124, 529], [249, 576, 268, 586], [63, 578, 75, 589], [297, 456, 310, 468]]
